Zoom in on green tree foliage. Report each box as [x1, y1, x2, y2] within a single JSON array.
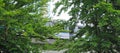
[[0, 0, 59, 53], [55, 0, 120, 53]]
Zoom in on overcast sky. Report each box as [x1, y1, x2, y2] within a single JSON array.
[[49, 0, 71, 21], [48, 0, 85, 27]]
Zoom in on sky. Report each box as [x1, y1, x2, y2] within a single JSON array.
[[48, 0, 85, 27], [48, 0, 71, 21], [48, 0, 86, 39]]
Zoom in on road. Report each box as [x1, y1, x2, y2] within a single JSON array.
[[42, 50, 66, 53]]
